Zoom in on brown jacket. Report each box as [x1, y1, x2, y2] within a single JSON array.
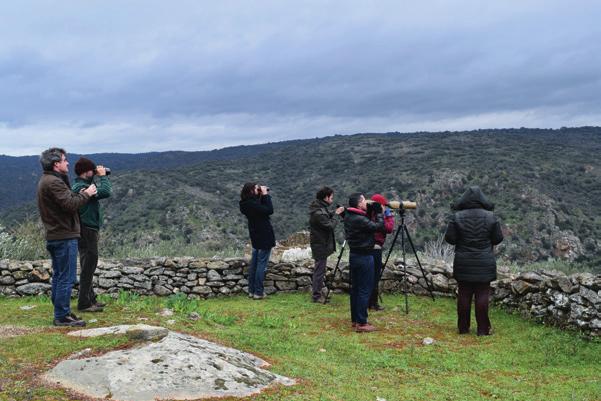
[[37, 172, 90, 241]]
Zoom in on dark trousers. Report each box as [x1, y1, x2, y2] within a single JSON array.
[[47, 239, 78, 319], [78, 225, 99, 310], [368, 248, 383, 308], [349, 252, 374, 325], [457, 281, 491, 335], [311, 259, 327, 300]]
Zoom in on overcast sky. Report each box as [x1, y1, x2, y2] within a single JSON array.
[[1, 1, 600, 156]]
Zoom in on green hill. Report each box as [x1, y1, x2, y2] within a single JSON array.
[[2, 127, 601, 271]]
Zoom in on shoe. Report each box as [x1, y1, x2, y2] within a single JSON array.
[[370, 304, 385, 311], [53, 314, 86, 327], [248, 293, 254, 298], [253, 294, 266, 300], [70, 312, 82, 320], [78, 304, 104, 312], [351, 322, 357, 328], [94, 301, 107, 308], [355, 323, 376, 333]]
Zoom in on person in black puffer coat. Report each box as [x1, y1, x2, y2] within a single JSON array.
[[239, 182, 276, 299], [444, 186, 503, 336]]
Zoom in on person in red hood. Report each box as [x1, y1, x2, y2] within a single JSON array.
[[367, 194, 395, 311]]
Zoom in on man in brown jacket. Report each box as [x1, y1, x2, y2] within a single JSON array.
[[37, 147, 97, 326]]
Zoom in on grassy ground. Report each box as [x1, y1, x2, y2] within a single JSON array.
[[0, 292, 599, 401]]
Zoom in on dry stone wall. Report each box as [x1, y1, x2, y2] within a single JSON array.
[[1, 257, 599, 337]]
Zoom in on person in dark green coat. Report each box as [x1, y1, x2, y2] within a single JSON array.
[[308, 186, 344, 303], [72, 157, 112, 312]]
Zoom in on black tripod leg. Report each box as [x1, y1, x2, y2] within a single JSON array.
[[377, 226, 402, 304], [324, 241, 346, 304], [401, 226, 409, 314], [403, 226, 436, 301], [382, 226, 401, 272]]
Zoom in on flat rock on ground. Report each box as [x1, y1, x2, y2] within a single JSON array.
[[45, 325, 295, 401]]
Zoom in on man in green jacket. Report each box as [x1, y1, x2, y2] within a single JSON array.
[[72, 157, 112, 312]]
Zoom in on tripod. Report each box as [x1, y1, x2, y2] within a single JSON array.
[[323, 240, 346, 304], [379, 208, 435, 314]]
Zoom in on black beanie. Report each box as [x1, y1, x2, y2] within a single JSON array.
[[74, 157, 96, 176]]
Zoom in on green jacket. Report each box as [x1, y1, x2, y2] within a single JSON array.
[[72, 176, 112, 229]]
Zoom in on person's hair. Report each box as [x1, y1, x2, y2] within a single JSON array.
[[348, 192, 364, 208], [40, 147, 66, 172], [316, 186, 334, 201], [74, 157, 96, 176], [240, 182, 257, 200]]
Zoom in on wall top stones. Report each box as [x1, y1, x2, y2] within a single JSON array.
[[1, 257, 599, 337]]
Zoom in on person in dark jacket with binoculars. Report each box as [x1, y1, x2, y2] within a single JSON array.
[[444, 186, 503, 336], [239, 182, 275, 300], [343, 192, 385, 333], [308, 186, 345, 303]]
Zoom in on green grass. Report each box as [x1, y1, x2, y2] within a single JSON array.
[[0, 293, 599, 401]]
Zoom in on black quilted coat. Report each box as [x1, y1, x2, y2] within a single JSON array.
[[444, 187, 504, 283], [239, 195, 276, 250]]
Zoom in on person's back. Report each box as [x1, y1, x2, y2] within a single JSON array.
[[239, 183, 274, 300], [444, 186, 503, 282], [444, 186, 503, 336], [239, 194, 275, 250], [38, 172, 85, 241]]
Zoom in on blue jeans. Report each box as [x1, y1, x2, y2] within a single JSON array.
[[349, 252, 374, 324], [248, 248, 271, 296], [47, 239, 78, 319]]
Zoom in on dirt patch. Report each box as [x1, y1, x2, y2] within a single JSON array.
[[0, 325, 38, 338]]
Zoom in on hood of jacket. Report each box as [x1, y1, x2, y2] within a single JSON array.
[[452, 186, 494, 211]]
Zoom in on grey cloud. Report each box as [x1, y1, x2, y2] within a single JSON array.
[[1, 1, 601, 154]]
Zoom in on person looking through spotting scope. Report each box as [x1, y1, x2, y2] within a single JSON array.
[[367, 194, 395, 311], [72, 157, 112, 313], [308, 186, 345, 303], [240, 182, 275, 300], [344, 193, 384, 333]]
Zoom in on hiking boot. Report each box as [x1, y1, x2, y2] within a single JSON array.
[[355, 323, 376, 333], [53, 314, 86, 327], [312, 296, 326, 304], [94, 301, 107, 308], [369, 304, 385, 311], [78, 304, 104, 313], [253, 294, 266, 300]]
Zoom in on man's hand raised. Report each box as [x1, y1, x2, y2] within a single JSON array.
[[82, 184, 97, 197]]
